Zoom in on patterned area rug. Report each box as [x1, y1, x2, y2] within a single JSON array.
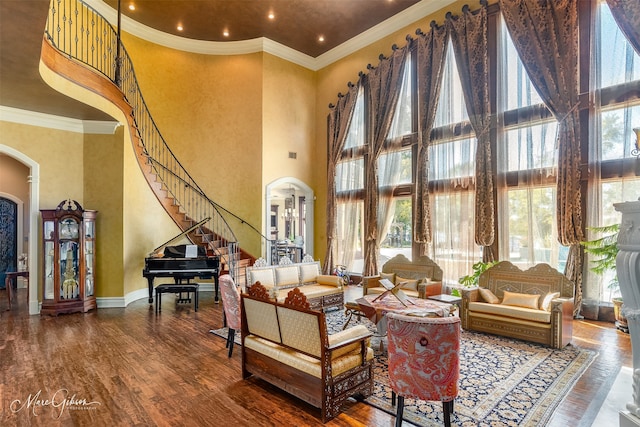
[[210, 309, 596, 427]]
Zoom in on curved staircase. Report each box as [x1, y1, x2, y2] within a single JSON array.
[[40, 0, 255, 285]]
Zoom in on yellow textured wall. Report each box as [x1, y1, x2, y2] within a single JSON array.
[[83, 127, 125, 298], [0, 154, 29, 198], [121, 33, 265, 257], [0, 122, 84, 207], [262, 54, 316, 185]]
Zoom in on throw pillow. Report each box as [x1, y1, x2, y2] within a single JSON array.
[[540, 291, 561, 311], [395, 276, 419, 291], [299, 262, 320, 283], [478, 288, 500, 304], [249, 269, 275, 287], [501, 291, 540, 309], [380, 272, 395, 284]]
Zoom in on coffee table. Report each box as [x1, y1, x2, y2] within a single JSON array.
[[355, 294, 454, 334], [428, 294, 462, 305]]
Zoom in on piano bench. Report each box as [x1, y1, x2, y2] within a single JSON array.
[[155, 283, 199, 314]]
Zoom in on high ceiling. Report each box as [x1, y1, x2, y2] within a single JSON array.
[[103, 0, 422, 58], [0, 0, 426, 121]]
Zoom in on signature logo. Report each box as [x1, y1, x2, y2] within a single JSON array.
[[10, 389, 101, 419]]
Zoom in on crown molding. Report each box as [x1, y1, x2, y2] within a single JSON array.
[[85, 0, 456, 71], [0, 106, 119, 134], [86, 0, 315, 64], [315, 0, 455, 69]]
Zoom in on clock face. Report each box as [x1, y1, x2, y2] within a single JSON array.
[[59, 218, 79, 239]]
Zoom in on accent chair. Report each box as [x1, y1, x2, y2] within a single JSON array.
[[386, 312, 461, 427], [218, 274, 241, 357]]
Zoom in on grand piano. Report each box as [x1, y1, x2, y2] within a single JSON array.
[[142, 218, 220, 304]]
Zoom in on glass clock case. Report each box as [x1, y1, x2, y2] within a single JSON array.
[[41, 199, 97, 315]]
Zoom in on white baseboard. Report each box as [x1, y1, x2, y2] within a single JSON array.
[[96, 282, 216, 309]]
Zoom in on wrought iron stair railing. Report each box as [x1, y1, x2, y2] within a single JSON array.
[[42, 0, 257, 281]]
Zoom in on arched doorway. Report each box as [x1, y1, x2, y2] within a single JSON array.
[[265, 178, 314, 263], [0, 197, 18, 287], [0, 145, 40, 314]]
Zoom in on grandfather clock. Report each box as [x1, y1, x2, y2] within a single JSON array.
[[41, 200, 97, 315]]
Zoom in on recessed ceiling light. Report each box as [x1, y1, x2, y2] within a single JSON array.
[[268, 11, 275, 20], [128, 4, 135, 11], [318, 35, 325, 43], [223, 29, 230, 37], [177, 24, 183, 31]]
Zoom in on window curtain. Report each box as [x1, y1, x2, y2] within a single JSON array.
[[429, 41, 481, 285], [447, 3, 496, 262], [324, 82, 360, 274], [376, 61, 413, 258], [500, 0, 584, 316], [362, 47, 408, 276], [606, 0, 640, 55], [376, 150, 401, 254], [414, 23, 449, 257]]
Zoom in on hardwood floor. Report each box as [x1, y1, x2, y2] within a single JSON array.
[[0, 285, 630, 426]]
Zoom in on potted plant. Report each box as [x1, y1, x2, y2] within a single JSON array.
[[581, 224, 627, 332], [456, 261, 500, 295]]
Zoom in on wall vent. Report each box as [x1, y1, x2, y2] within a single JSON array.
[[288, 152, 297, 159]]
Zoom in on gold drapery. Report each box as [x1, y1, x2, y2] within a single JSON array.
[[414, 24, 449, 257], [362, 47, 409, 276], [324, 83, 360, 275], [447, 4, 496, 261]]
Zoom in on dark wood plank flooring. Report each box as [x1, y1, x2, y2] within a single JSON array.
[[0, 285, 630, 426]]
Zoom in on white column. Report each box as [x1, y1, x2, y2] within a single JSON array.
[[615, 198, 640, 427]]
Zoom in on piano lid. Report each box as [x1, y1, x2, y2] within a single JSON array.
[[148, 217, 211, 257]]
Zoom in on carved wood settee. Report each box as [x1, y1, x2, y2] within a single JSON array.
[[362, 254, 443, 299], [460, 261, 575, 349], [240, 284, 374, 423], [245, 259, 344, 311]]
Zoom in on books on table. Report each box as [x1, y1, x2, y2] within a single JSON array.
[[374, 278, 415, 307]]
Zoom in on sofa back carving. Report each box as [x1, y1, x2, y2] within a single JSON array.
[[381, 254, 443, 282], [246, 260, 325, 290], [478, 261, 574, 299], [461, 261, 575, 349], [363, 254, 443, 299]]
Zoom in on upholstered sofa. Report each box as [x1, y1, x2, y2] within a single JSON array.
[[362, 254, 443, 299], [245, 259, 343, 311], [241, 284, 374, 423], [460, 261, 575, 349]]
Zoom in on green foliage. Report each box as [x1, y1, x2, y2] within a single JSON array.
[[459, 261, 500, 288], [394, 199, 412, 227], [581, 224, 619, 291]]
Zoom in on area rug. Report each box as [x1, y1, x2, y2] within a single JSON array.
[[210, 310, 596, 426]]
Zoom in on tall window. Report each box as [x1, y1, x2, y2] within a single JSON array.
[[495, 20, 567, 272], [584, 1, 640, 303], [335, 87, 365, 272], [335, 56, 414, 272], [429, 41, 481, 285], [378, 57, 414, 265], [331, 0, 640, 308]]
